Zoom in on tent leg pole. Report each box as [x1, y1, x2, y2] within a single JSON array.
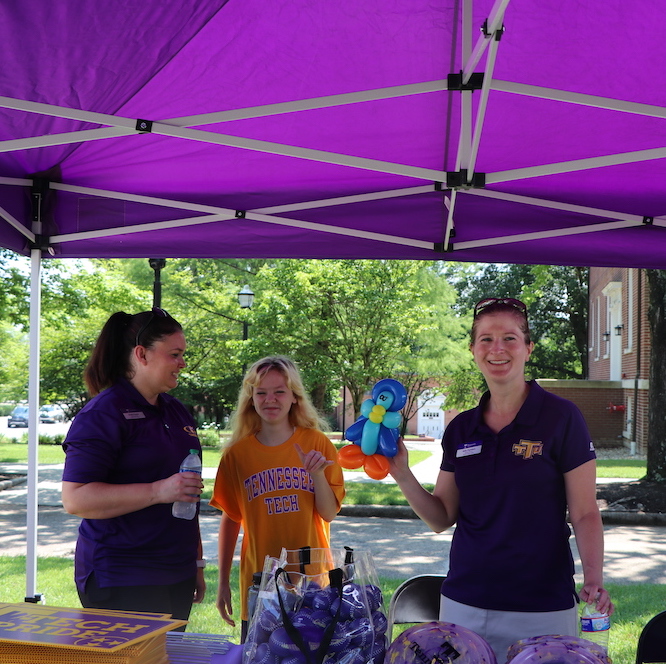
[[25, 248, 43, 604]]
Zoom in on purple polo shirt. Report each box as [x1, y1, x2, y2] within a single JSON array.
[[440, 380, 595, 612], [62, 378, 201, 592]]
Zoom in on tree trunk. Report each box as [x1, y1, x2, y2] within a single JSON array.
[[309, 383, 328, 414], [645, 270, 666, 481]]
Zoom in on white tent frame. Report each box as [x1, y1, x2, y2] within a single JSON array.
[[1, 0, 664, 259], [8, 0, 666, 600]]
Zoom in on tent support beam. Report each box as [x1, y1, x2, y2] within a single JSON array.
[[463, 0, 510, 81], [0, 79, 451, 154], [453, 218, 643, 250], [25, 251, 42, 602], [492, 80, 666, 119], [0, 80, 449, 128], [42, 180, 438, 249], [467, 23, 503, 179], [255, 186, 433, 213], [52, 181, 435, 217], [489, 145, 666, 183], [448, 188, 657, 250], [49, 208, 434, 250], [466, 187, 649, 222], [0, 203, 34, 241]]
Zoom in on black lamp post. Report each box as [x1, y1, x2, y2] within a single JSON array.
[[237, 284, 255, 372], [149, 258, 166, 308]]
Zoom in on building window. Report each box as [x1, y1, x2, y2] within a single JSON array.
[[594, 296, 600, 361], [626, 270, 634, 352]]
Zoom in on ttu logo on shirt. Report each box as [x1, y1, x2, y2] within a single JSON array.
[[512, 439, 543, 460]]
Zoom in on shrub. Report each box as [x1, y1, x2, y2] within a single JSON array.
[[16, 432, 65, 446], [39, 433, 65, 446], [198, 428, 221, 449]]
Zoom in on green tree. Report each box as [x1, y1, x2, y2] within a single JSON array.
[[39, 259, 148, 414], [0, 249, 30, 327], [394, 264, 472, 430], [0, 322, 28, 402], [251, 260, 470, 422], [153, 258, 267, 423], [446, 262, 588, 379], [251, 260, 424, 417]]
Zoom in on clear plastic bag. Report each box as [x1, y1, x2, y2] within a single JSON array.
[[244, 546, 388, 664]]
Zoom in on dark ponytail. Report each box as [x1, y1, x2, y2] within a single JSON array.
[[84, 309, 182, 396]]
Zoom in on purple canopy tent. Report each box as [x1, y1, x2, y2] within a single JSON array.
[[1, 0, 665, 599]]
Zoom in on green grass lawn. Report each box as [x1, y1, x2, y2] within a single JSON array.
[[0, 556, 657, 664], [0, 441, 66, 465], [0, 442, 650, 507], [596, 458, 647, 479], [0, 441, 647, 480], [0, 443, 225, 467]]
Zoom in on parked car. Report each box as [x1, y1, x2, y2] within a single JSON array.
[[8, 405, 29, 427], [39, 404, 66, 423]]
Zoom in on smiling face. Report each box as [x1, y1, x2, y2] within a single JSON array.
[[470, 311, 534, 387], [133, 330, 187, 403], [252, 369, 297, 427]]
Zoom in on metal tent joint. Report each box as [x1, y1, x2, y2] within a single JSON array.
[[29, 234, 51, 251], [434, 228, 456, 253], [447, 72, 484, 92], [643, 216, 654, 225], [136, 119, 153, 133], [482, 19, 505, 41], [235, 210, 246, 218], [30, 178, 50, 223], [446, 170, 486, 189], [434, 240, 453, 252]]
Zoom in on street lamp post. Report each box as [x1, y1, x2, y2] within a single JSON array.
[[238, 284, 255, 373], [149, 258, 166, 308]]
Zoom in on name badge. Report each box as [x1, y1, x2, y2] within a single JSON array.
[[456, 441, 482, 458], [122, 410, 146, 420]]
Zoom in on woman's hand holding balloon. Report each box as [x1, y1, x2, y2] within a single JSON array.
[[387, 437, 411, 482]]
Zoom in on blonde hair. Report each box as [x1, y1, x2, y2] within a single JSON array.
[[227, 355, 327, 445]]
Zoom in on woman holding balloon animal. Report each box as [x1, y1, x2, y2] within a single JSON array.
[[388, 297, 613, 663], [210, 356, 345, 641]]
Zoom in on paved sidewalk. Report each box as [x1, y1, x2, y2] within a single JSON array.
[[0, 505, 664, 585], [0, 450, 665, 585]]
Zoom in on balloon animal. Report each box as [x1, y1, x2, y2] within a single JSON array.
[[338, 379, 407, 480]]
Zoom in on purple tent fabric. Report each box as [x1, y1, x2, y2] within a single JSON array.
[[1, 0, 666, 265]]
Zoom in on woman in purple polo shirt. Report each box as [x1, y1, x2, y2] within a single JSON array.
[[61, 308, 205, 625], [389, 297, 613, 662]]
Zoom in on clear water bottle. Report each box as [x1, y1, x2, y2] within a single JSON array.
[[580, 601, 611, 652], [247, 572, 263, 623], [172, 449, 202, 520]]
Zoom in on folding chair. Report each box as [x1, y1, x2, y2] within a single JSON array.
[[386, 574, 446, 641], [636, 610, 666, 664]]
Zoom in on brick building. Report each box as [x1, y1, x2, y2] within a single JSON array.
[[540, 267, 649, 453]]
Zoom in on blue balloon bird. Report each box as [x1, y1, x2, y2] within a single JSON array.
[[344, 378, 408, 458]]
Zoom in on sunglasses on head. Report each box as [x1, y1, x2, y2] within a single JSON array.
[[134, 307, 169, 347], [474, 297, 527, 318]]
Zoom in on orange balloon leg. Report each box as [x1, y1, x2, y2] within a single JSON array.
[[338, 443, 366, 469], [363, 453, 390, 480]]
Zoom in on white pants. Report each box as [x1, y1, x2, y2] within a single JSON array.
[[440, 596, 578, 664]]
